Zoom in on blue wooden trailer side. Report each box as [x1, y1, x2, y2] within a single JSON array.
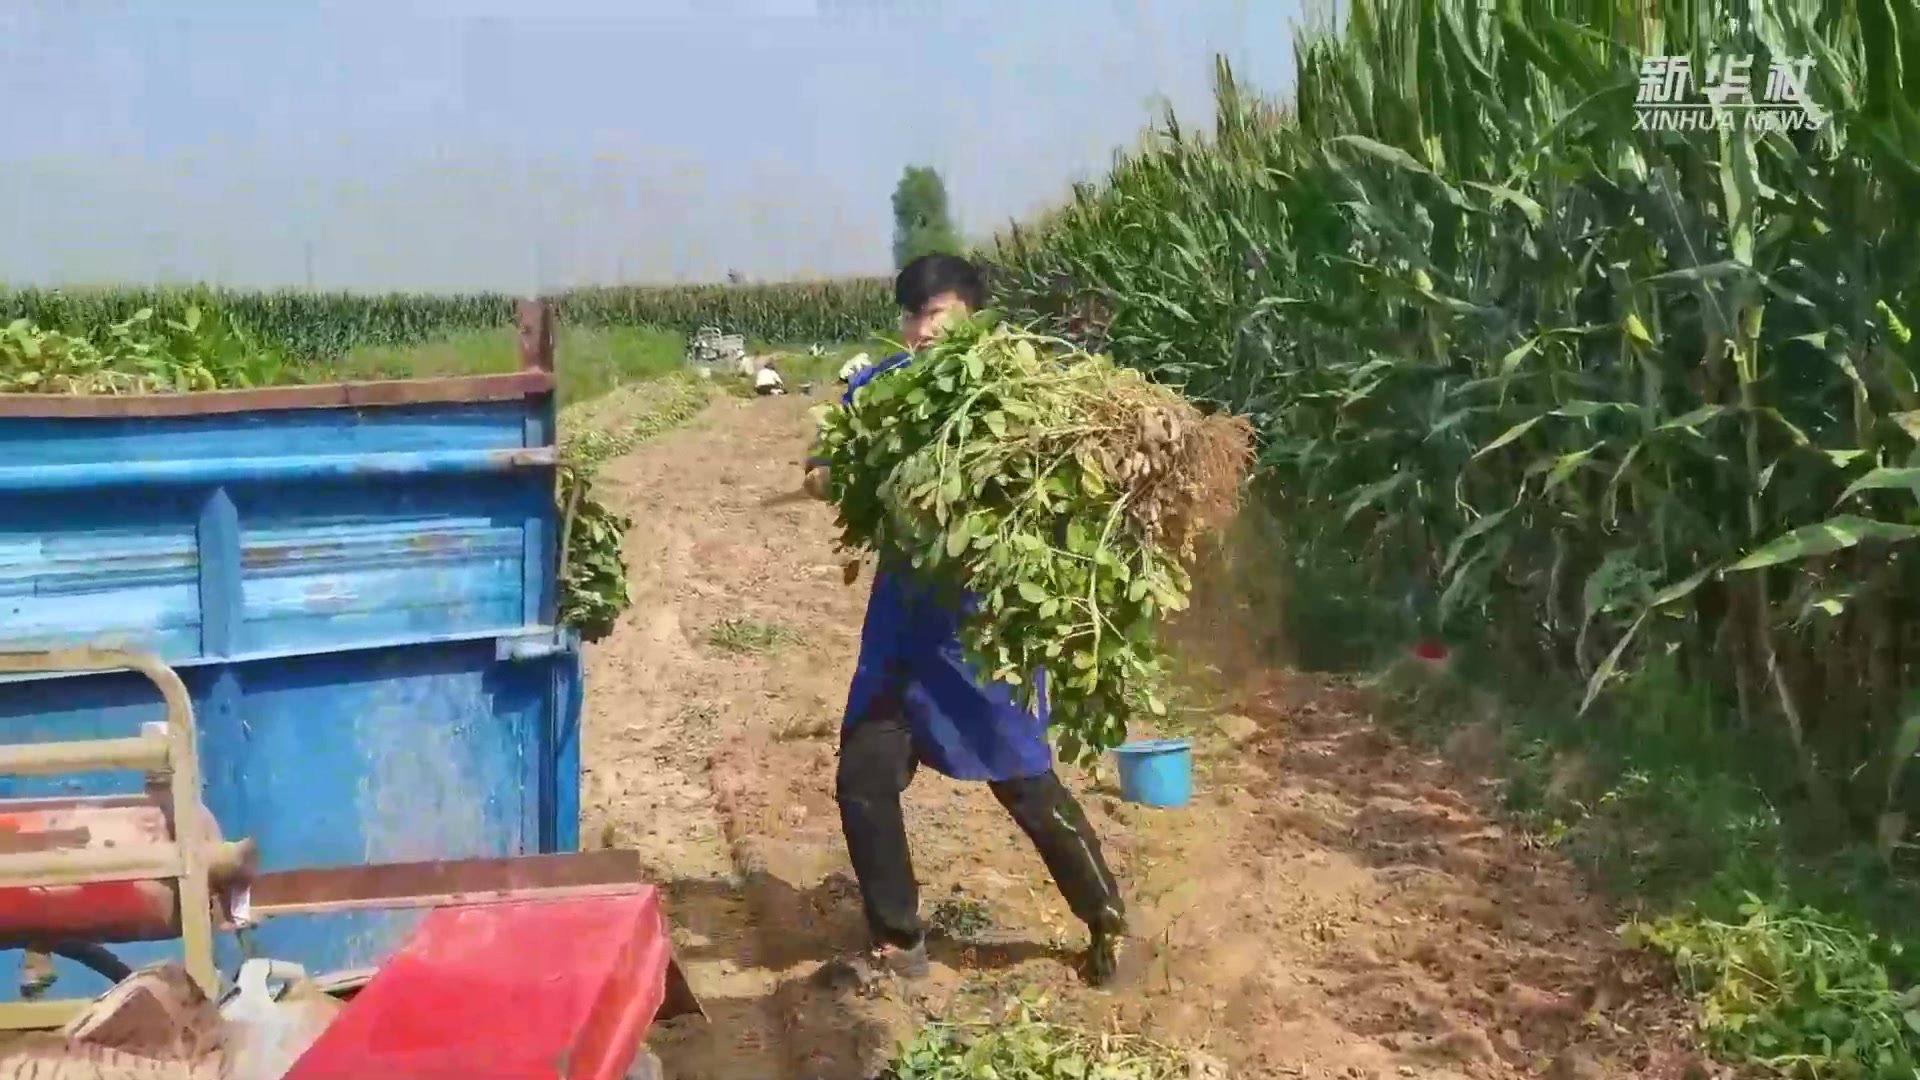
[[0, 315, 583, 997]]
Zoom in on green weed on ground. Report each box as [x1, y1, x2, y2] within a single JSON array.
[[1626, 902, 1920, 1076], [560, 374, 713, 469], [703, 616, 800, 654], [927, 891, 993, 943], [883, 994, 1193, 1080]]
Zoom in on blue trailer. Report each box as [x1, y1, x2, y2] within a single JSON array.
[[0, 301, 591, 1003]]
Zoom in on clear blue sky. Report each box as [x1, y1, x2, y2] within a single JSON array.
[[0, 1, 1304, 293]]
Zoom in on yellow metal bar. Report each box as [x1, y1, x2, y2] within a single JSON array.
[[0, 845, 182, 888], [0, 999, 87, 1031], [165, 696, 219, 998], [0, 734, 170, 776], [0, 647, 222, 1000]]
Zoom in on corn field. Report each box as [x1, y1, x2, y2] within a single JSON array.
[[990, 0, 1920, 843], [553, 280, 891, 342], [0, 279, 892, 361]]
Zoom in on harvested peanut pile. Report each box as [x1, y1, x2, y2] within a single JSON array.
[[813, 316, 1253, 761]]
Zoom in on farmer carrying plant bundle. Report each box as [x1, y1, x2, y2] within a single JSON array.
[[802, 253, 1130, 987]]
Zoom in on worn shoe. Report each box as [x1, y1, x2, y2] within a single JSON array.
[[820, 939, 930, 988], [1084, 925, 1132, 988]]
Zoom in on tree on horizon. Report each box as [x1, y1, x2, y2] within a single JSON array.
[[891, 166, 961, 269]]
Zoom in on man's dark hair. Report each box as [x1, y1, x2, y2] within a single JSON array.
[[894, 253, 987, 315]]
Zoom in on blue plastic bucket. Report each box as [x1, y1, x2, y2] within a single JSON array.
[[1113, 738, 1194, 807]]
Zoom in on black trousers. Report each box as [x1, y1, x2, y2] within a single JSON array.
[[835, 698, 1126, 949]]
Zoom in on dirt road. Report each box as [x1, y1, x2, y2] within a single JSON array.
[[579, 393, 1702, 1080]]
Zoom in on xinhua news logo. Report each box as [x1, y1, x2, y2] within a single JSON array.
[[1634, 53, 1828, 132]]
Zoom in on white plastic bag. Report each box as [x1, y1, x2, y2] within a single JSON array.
[[837, 352, 872, 382]]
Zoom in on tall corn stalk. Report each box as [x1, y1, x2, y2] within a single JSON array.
[[990, 0, 1920, 838]]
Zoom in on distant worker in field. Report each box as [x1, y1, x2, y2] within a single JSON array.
[[802, 253, 1130, 987]]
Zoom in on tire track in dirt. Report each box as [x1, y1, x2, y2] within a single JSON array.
[[581, 393, 1707, 1080]]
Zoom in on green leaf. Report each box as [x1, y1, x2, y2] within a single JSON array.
[[947, 515, 976, 558], [1544, 447, 1596, 492], [1342, 473, 1409, 522], [1644, 260, 1752, 286], [1441, 507, 1511, 576], [1885, 710, 1920, 805], [1474, 415, 1544, 458], [1331, 134, 1433, 175], [1463, 181, 1544, 226], [1016, 581, 1050, 605], [1498, 338, 1537, 374], [1580, 568, 1713, 714], [1657, 405, 1728, 432], [1839, 467, 1920, 503], [1731, 515, 1920, 572]]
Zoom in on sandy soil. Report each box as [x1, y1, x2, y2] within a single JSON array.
[[578, 393, 1707, 1080]]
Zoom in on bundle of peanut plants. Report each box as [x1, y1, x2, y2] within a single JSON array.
[[815, 315, 1252, 762]]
